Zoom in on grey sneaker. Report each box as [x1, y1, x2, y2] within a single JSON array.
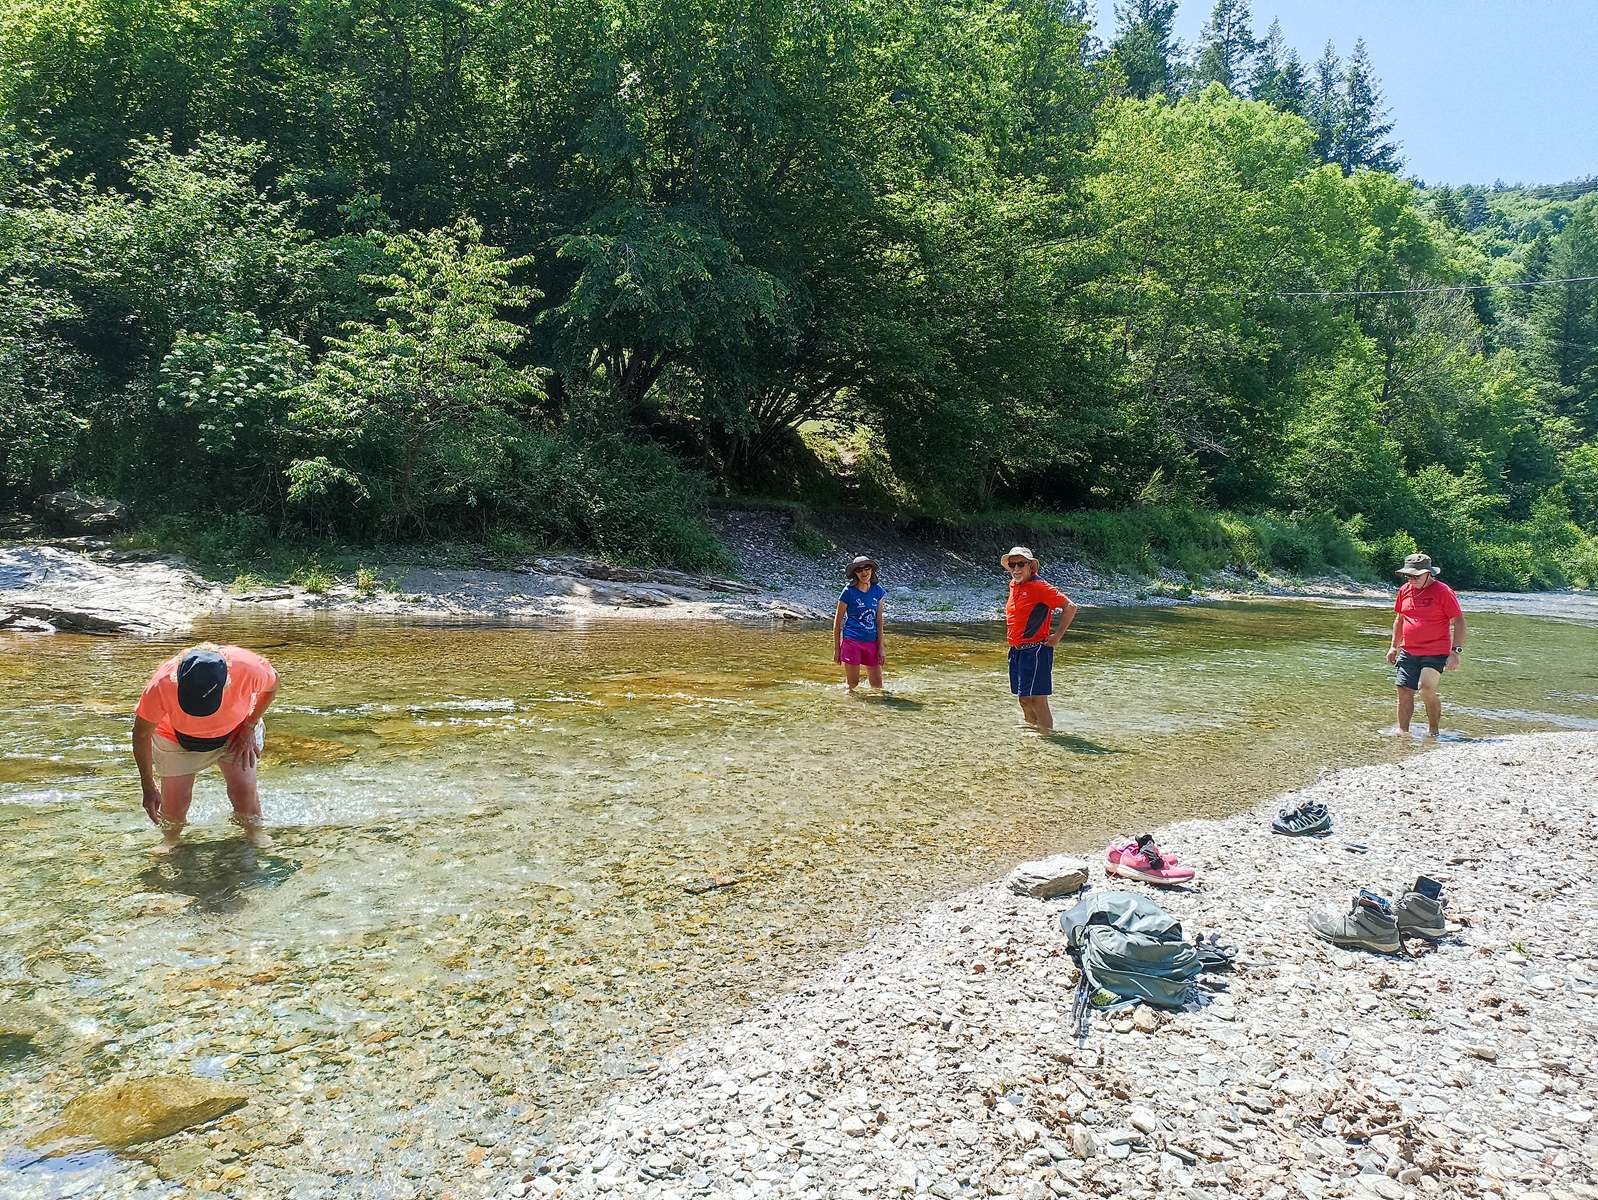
[[1310, 895, 1401, 953], [1393, 888, 1447, 941]]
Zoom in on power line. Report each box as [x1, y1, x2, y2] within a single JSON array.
[[1205, 275, 1598, 300]]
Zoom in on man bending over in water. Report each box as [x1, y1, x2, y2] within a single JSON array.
[[1386, 552, 1465, 738], [133, 643, 279, 853]]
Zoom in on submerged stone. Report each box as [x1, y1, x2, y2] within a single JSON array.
[[32, 1077, 249, 1149]]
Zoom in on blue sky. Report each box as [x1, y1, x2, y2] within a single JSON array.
[[1092, 0, 1598, 187]]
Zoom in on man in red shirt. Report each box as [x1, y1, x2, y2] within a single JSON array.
[[1386, 552, 1466, 738], [1002, 546, 1078, 735], [133, 643, 280, 853]]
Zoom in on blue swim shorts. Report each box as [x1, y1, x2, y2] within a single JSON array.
[[1008, 642, 1054, 697]]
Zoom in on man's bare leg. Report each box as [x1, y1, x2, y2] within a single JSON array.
[[1396, 687, 1417, 734], [1033, 696, 1054, 736], [219, 755, 271, 847], [152, 774, 196, 854], [1417, 668, 1443, 737]]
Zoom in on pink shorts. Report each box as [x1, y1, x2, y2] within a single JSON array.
[[839, 638, 881, 667]]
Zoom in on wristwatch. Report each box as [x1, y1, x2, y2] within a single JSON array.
[[1451, 646, 1463, 654]]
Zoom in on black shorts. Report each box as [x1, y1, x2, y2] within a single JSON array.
[[1395, 651, 1448, 690]]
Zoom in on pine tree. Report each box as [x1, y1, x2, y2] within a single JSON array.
[[1309, 41, 1341, 164], [1250, 20, 1307, 116], [1530, 211, 1598, 433], [1111, 0, 1183, 99], [1430, 187, 1462, 230], [1514, 231, 1553, 321], [1335, 38, 1400, 173], [1190, 0, 1258, 93], [1462, 190, 1491, 231], [1250, 17, 1283, 88]]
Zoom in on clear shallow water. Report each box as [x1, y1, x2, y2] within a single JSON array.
[[2, 601, 1596, 1196]]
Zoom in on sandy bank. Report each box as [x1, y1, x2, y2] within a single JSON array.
[[496, 733, 1598, 1200]]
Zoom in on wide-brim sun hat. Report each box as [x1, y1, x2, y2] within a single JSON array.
[[1395, 552, 1441, 578], [846, 555, 878, 578], [1001, 545, 1040, 568]]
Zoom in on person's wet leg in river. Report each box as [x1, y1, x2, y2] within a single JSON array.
[[152, 771, 195, 854], [219, 724, 272, 847]]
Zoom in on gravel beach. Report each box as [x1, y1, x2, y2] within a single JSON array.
[[501, 733, 1598, 1200]]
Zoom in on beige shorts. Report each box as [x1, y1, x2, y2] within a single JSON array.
[[153, 722, 264, 779]]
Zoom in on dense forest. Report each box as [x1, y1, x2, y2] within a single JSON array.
[[2, 0, 1595, 587]]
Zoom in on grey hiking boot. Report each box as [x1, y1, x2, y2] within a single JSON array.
[[1310, 894, 1400, 953], [1394, 885, 1447, 942]]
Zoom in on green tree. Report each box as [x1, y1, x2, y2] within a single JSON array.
[[1250, 20, 1307, 116], [293, 220, 545, 534], [1430, 187, 1463, 230], [155, 314, 309, 508], [1528, 209, 1598, 433], [1087, 90, 1345, 504], [1109, 0, 1182, 99], [1190, 0, 1258, 94], [1334, 39, 1400, 174], [1308, 41, 1341, 164]]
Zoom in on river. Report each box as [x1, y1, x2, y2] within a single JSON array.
[[2, 600, 1596, 1197]]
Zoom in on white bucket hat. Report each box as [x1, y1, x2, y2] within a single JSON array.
[[1000, 546, 1040, 568]]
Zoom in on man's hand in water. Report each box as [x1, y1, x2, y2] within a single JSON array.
[[141, 784, 162, 825], [229, 721, 261, 771]]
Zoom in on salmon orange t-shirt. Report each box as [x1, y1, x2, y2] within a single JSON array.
[[135, 646, 278, 742], [1006, 578, 1070, 646]]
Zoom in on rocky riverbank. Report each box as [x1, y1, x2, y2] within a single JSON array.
[[6, 506, 1595, 637], [0, 507, 1391, 638], [497, 733, 1598, 1200]]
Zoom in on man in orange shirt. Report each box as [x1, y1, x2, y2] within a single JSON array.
[[1001, 546, 1078, 735], [1385, 552, 1466, 738], [133, 643, 279, 853]]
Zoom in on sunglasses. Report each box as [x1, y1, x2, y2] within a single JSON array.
[[1005, 561, 1030, 570]]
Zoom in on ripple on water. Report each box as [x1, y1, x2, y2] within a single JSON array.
[[2, 601, 1597, 1192]]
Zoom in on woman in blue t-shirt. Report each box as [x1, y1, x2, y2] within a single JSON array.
[[833, 555, 887, 692]]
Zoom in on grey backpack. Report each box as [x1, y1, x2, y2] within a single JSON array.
[[1059, 891, 1202, 1009]]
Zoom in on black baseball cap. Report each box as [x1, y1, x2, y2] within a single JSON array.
[[176, 649, 229, 717]]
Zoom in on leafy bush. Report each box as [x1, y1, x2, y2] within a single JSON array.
[[155, 313, 307, 494], [514, 434, 731, 572]]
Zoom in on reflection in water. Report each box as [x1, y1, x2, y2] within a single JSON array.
[[2, 600, 1596, 1196]]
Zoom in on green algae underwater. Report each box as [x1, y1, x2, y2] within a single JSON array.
[[2, 601, 1596, 1195]]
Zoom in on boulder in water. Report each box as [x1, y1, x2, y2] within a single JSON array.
[[1006, 854, 1089, 899], [34, 490, 128, 535], [31, 1077, 249, 1149]]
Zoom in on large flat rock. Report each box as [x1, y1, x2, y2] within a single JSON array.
[[0, 545, 220, 636], [31, 1077, 249, 1149]]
